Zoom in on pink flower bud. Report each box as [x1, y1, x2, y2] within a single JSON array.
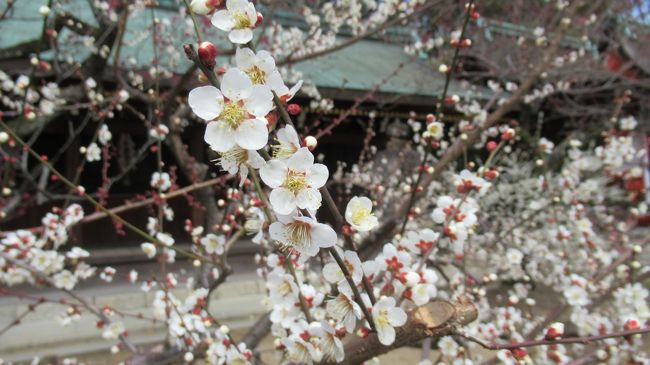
[[287, 103, 301, 115]]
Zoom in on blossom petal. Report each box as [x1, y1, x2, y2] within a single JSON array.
[[269, 222, 288, 243], [246, 150, 266, 169], [311, 223, 337, 248], [204, 122, 236, 152], [256, 50, 277, 73], [296, 188, 322, 211], [306, 163, 329, 188], [188, 86, 223, 121], [267, 71, 289, 95], [229, 28, 253, 44], [221, 68, 252, 101], [269, 188, 297, 215], [388, 307, 407, 326], [286, 80, 303, 101], [235, 47, 256, 69], [234, 118, 268, 150], [277, 125, 300, 147], [260, 159, 287, 188], [211, 10, 234, 31], [377, 325, 396, 346], [322, 262, 343, 283], [245, 85, 274, 117], [287, 147, 314, 171]]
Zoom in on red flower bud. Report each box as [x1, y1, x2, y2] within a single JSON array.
[[501, 128, 515, 141], [486, 141, 497, 152], [624, 318, 640, 331], [287, 103, 301, 115], [198, 41, 218, 69], [484, 169, 498, 180], [511, 348, 527, 360], [255, 12, 264, 27]]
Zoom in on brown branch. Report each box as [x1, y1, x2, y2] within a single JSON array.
[[327, 297, 478, 365], [461, 327, 650, 351]]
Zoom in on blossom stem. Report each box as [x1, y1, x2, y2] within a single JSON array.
[[398, 0, 475, 236], [320, 188, 377, 305], [181, 0, 203, 43], [269, 90, 378, 327], [327, 246, 377, 331]]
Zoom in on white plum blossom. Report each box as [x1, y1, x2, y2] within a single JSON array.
[[619, 116, 638, 131], [235, 47, 303, 98], [344, 196, 378, 232], [98, 124, 112, 145], [260, 147, 329, 214], [564, 285, 590, 306], [215, 145, 265, 186], [272, 125, 301, 159], [323, 249, 364, 285], [102, 321, 125, 340], [283, 333, 322, 364], [244, 207, 266, 244], [311, 321, 345, 363], [326, 282, 363, 333], [150, 172, 171, 192], [423, 120, 444, 139], [149, 124, 169, 140], [438, 336, 459, 357], [211, 0, 258, 44], [53, 270, 77, 290], [141, 242, 157, 259], [201, 233, 226, 255], [538, 137, 554, 154], [269, 214, 337, 261], [454, 169, 491, 194], [85, 143, 101, 162], [189, 68, 273, 152], [372, 296, 407, 345]]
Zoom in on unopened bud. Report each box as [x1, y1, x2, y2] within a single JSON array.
[[287, 103, 301, 115], [198, 41, 218, 69], [304, 136, 317, 150]]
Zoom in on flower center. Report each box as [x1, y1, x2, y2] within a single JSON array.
[[246, 65, 266, 84], [233, 11, 252, 29], [286, 220, 311, 248], [283, 170, 308, 194], [350, 204, 372, 225], [375, 309, 390, 327], [220, 102, 247, 129]]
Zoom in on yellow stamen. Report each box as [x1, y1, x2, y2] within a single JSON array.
[[286, 220, 311, 249], [220, 102, 246, 129], [233, 11, 252, 29], [246, 65, 266, 84], [350, 203, 372, 225], [283, 170, 308, 194]]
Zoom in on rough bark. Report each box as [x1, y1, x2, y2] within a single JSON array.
[[329, 297, 478, 365]]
